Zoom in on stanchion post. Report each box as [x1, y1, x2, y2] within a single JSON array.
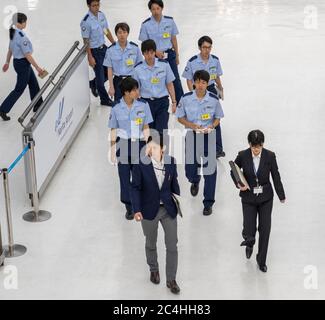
[[0, 211, 4, 266], [1, 169, 27, 258], [23, 139, 51, 223]]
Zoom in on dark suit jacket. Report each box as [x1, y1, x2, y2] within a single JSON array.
[[231, 148, 285, 203], [131, 155, 181, 220]]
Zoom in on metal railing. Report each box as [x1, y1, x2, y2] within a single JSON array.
[[18, 41, 80, 128]]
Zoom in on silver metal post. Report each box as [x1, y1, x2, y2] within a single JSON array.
[[2, 169, 27, 258], [0, 210, 5, 266], [23, 140, 51, 223]]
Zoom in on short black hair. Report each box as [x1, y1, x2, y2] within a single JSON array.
[[147, 133, 165, 149], [248, 130, 265, 146], [87, 0, 100, 5], [141, 39, 156, 53], [198, 36, 213, 48], [193, 70, 210, 83], [115, 22, 130, 35], [120, 77, 139, 96], [148, 0, 164, 9]]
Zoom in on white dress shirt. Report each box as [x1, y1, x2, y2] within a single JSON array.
[[152, 157, 165, 190], [252, 152, 261, 173]]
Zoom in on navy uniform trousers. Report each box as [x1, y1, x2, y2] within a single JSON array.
[[89, 45, 111, 105], [207, 84, 223, 154], [165, 49, 183, 104], [116, 138, 146, 211], [185, 130, 217, 208], [0, 58, 43, 114]]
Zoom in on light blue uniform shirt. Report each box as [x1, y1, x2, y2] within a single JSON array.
[[132, 58, 175, 99], [176, 91, 224, 128], [182, 54, 223, 86], [139, 15, 179, 52], [9, 29, 33, 59], [80, 11, 109, 49], [108, 98, 153, 139], [103, 41, 142, 76]]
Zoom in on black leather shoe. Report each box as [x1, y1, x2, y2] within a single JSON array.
[[167, 280, 180, 294], [90, 81, 98, 97], [100, 100, 113, 107], [246, 246, 253, 259], [256, 255, 267, 272], [190, 183, 199, 197], [203, 207, 212, 216], [150, 271, 160, 284], [216, 151, 226, 159], [0, 112, 10, 121]]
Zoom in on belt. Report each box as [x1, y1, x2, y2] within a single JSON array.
[[164, 48, 173, 53], [115, 75, 130, 79], [143, 96, 169, 101], [91, 44, 106, 50], [118, 137, 146, 143]]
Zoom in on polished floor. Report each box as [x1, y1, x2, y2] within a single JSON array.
[[0, 0, 324, 299]]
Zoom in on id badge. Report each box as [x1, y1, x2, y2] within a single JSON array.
[[210, 73, 217, 81], [253, 186, 263, 195], [126, 58, 134, 66], [151, 77, 160, 84], [163, 32, 171, 39], [163, 52, 168, 59], [201, 113, 211, 121], [134, 118, 143, 126]]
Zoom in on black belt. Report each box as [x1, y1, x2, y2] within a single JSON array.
[[118, 137, 146, 143], [91, 44, 106, 50], [115, 75, 130, 79], [143, 96, 169, 101]]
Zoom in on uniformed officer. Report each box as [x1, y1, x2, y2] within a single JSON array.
[[176, 70, 224, 216], [103, 23, 142, 102], [182, 36, 225, 158], [109, 77, 153, 220], [80, 0, 115, 106], [139, 0, 184, 104], [132, 39, 176, 134], [0, 13, 44, 121]]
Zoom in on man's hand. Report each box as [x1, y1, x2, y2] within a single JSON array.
[[171, 101, 177, 113], [134, 212, 143, 222], [238, 183, 249, 191], [108, 87, 115, 99], [2, 63, 9, 72], [156, 50, 165, 59], [88, 56, 96, 68]]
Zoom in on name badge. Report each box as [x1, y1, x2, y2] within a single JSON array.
[[163, 32, 171, 39], [134, 118, 143, 125], [210, 74, 217, 80], [126, 58, 134, 66], [253, 186, 263, 195], [151, 77, 160, 84], [201, 113, 211, 121]]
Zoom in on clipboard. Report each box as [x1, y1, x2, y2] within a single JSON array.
[[229, 161, 250, 190]]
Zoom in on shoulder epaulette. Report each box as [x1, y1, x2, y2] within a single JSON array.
[[189, 55, 198, 62], [83, 14, 89, 21], [19, 32, 24, 37], [108, 42, 117, 49], [209, 92, 219, 100], [130, 41, 138, 47], [164, 16, 173, 20], [137, 98, 147, 104], [211, 54, 219, 60], [142, 17, 151, 24], [158, 59, 168, 63], [183, 92, 194, 98], [134, 61, 143, 68]]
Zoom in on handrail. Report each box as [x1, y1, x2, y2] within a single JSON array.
[[18, 41, 80, 127], [29, 43, 88, 126]]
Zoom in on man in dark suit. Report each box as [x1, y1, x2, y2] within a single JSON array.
[[131, 133, 181, 294], [231, 130, 286, 272]]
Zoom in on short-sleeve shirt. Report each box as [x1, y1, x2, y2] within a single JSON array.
[[9, 30, 33, 59]]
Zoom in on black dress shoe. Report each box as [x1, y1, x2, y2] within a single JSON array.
[[246, 246, 253, 259], [150, 271, 160, 284], [166, 280, 180, 294], [100, 100, 113, 107], [125, 208, 134, 221], [256, 255, 267, 272], [203, 207, 212, 216], [89, 81, 98, 97], [216, 151, 226, 159], [190, 183, 199, 197], [0, 112, 10, 121]]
